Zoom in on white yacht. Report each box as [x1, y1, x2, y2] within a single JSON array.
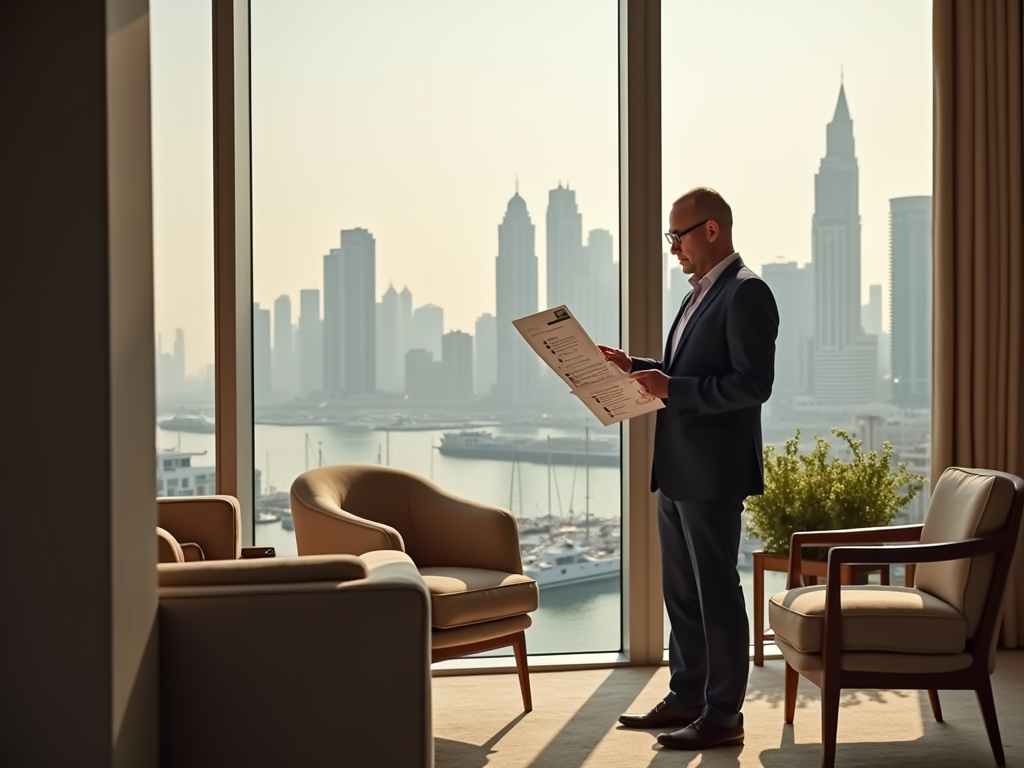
[[523, 539, 621, 588]]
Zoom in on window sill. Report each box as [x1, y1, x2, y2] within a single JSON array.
[[431, 643, 781, 676]]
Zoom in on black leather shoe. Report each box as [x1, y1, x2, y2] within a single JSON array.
[[657, 717, 744, 749], [618, 701, 703, 729]]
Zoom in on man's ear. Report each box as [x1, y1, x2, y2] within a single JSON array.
[[706, 220, 719, 242]]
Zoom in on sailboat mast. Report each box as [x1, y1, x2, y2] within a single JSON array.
[[585, 426, 590, 543], [509, 454, 517, 516], [547, 436, 552, 534]]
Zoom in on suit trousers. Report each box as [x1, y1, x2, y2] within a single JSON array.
[[658, 492, 748, 727]]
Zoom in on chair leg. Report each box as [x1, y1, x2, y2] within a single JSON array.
[[784, 662, 798, 724], [975, 677, 1005, 766], [820, 680, 841, 768], [927, 689, 943, 722], [512, 630, 532, 713]]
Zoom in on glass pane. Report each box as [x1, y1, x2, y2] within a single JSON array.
[[151, 1, 217, 499], [660, 0, 933, 648], [251, 0, 621, 654]]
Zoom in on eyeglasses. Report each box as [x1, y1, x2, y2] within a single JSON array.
[[664, 219, 709, 246]]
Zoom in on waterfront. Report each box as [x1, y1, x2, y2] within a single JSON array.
[[158, 420, 789, 656]]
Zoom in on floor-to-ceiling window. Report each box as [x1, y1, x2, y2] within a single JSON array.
[[151, 0, 218, 500], [249, 0, 623, 655], [659, 0, 934, 649]]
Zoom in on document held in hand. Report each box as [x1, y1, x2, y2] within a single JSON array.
[[512, 306, 665, 426]]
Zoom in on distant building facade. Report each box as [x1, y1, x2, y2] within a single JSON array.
[[890, 196, 932, 408], [253, 302, 272, 405], [811, 84, 877, 405], [763, 261, 815, 397], [298, 288, 322, 398], [442, 330, 473, 397], [474, 312, 497, 396], [495, 190, 538, 405]]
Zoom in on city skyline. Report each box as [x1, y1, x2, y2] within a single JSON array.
[[152, 0, 931, 373]]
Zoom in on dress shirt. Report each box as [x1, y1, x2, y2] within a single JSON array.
[[668, 251, 741, 364]]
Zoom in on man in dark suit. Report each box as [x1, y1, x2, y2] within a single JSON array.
[[599, 187, 778, 750]]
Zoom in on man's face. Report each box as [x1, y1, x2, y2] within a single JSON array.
[[667, 202, 706, 275]]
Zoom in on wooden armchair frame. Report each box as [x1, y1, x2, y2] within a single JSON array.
[[781, 471, 1024, 768]]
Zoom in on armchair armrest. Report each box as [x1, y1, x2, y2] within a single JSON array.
[[158, 554, 368, 588], [290, 484, 406, 556], [787, 524, 923, 588], [409, 483, 524, 574]]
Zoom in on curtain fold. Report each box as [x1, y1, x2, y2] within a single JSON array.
[[932, 0, 1023, 647]]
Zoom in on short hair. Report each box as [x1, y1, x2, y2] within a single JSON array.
[[673, 187, 733, 230]]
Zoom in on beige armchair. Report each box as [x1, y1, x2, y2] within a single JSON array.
[[156, 496, 434, 768], [291, 464, 540, 711], [768, 467, 1024, 768]]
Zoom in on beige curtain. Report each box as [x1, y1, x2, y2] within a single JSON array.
[[932, 0, 1024, 647]]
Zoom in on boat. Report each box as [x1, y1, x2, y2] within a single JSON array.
[[158, 414, 216, 434], [256, 510, 280, 524], [523, 539, 620, 588], [518, 427, 621, 588], [437, 430, 620, 467], [368, 415, 503, 432]]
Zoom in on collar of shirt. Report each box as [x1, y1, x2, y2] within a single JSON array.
[[689, 251, 741, 294]]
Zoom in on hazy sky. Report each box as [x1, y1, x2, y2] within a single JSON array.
[[152, 0, 931, 375]]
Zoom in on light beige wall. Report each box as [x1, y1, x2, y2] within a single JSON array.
[[0, 1, 158, 765]]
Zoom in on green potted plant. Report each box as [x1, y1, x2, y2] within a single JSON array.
[[745, 427, 925, 558]]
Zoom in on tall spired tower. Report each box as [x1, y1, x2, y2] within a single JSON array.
[[811, 84, 877, 405], [495, 189, 538, 405]]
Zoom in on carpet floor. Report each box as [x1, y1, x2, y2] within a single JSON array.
[[432, 650, 1024, 768]]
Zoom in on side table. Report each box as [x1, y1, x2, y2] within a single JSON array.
[[752, 550, 893, 666]]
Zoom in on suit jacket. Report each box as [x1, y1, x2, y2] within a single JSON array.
[[632, 256, 779, 501]]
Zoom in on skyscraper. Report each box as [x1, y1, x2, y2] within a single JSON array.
[[442, 330, 473, 397], [546, 184, 582, 311], [376, 285, 405, 393], [323, 229, 377, 397], [298, 288, 322, 398], [411, 303, 443, 360], [890, 196, 932, 408], [398, 286, 413, 352], [404, 348, 440, 399], [272, 294, 294, 398], [495, 190, 539, 405], [341, 228, 376, 395], [582, 228, 617, 345], [762, 261, 815, 396], [173, 328, 186, 386], [811, 84, 878, 405], [253, 302, 272, 405], [861, 283, 891, 380], [474, 313, 497, 396], [323, 248, 344, 398]]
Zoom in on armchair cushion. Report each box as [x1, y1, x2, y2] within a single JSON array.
[[769, 584, 967, 655], [916, 468, 1016, 637], [420, 567, 539, 628]]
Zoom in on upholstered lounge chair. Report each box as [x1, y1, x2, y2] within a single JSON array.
[[157, 495, 434, 768], [768, 467, 1024, 768], [291, 464, 540, 711]]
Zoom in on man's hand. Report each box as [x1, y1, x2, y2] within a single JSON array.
[[630, 369, 670, 399], [598, 344, 632, 373]]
